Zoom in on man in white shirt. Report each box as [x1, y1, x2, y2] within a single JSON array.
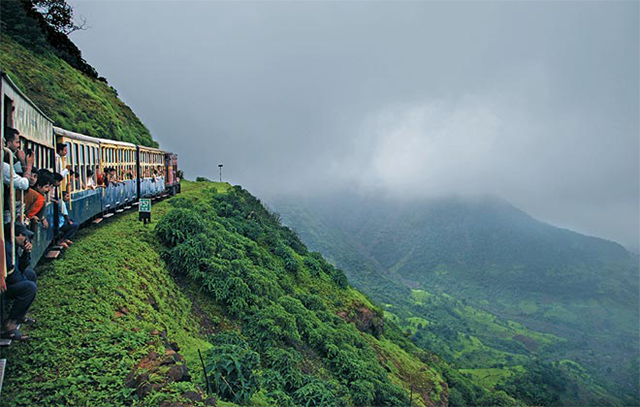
[[55, 143, 71, 178], [3, 128, 33, 190]]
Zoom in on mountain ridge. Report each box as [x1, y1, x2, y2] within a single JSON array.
[[270, 192, 639, 406]]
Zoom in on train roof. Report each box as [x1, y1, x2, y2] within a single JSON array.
[[54, 126, 137, 148], [54, 126, 101, 145], [138, 145, 166, 154]]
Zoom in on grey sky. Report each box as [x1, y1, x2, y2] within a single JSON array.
[[70, 1, 639, 249]]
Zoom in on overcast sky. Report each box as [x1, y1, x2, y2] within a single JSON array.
[[70, 1, 639, 250]]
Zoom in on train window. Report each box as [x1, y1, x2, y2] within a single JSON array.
[[67, 143, 73, 169], [80, 145, 86, 188]]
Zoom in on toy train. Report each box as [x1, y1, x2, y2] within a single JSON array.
[[1, 71, 180, 266]]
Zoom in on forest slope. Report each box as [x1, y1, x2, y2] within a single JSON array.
[[272, 194, 639, 407]]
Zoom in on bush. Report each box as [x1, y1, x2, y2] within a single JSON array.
[[156, 208, 205, 247], [205, 332, 260, 405], [331, 268, 349, 289], [293, 378, 342, 407]]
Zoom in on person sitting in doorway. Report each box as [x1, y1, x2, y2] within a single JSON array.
[[1, 223, 38, 341]]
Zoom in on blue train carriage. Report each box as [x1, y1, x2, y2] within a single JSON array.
[[100, 139, 138, 212], [164, 152, 180, 196], [54, 127, 103, 225], [1, 72, 55, 264], [137, 145, 166, 199]]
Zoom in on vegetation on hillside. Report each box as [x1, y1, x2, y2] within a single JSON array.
[[273, 195, 639, 407], [156, 182, 524, 406], [0, 0, 157, 147], [3, 181, 523, 406]]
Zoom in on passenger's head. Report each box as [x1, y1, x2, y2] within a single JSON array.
[[36, 169, 54, 193], [4, 127, 21, 152], [14, 223, 34, 246], [52, 172, 64, 187], [63, 190, 70, 202], [56, 143, 68, 157], [29, 167, 39, 187], [87, 168, 94, 177]]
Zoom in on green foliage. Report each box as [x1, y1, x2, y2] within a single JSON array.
[[1, 188, 210, 406], [330, 267, 349, 289], [155, 183, 450, 407], [0, 30, 156, 146], [156, 208, 206, 247], [496, 359, 568, 406], [274, 195, 640, 406], [205, 332, 261, 405], [4, 181, 489, 407], [292, 378, 344, 407]]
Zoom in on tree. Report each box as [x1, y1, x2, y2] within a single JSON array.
[[31, 0, 87, 34]]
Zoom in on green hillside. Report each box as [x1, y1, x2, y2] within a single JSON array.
[[2, 181, 525, 406], [272, 194, 640, 407], [0, 0, 157, 147]]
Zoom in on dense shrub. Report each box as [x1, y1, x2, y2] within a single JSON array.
[[293, 378, 344, 407], [205, 332, 260, 405], [156, 208, 205, 247]]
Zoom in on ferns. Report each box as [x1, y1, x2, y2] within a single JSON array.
[[205, 332, 260, 404]]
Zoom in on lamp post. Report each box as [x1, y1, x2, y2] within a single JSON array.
[[218, 164, 223, 182]]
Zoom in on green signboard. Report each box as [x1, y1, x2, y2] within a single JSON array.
[[139, 199, 152, 213]]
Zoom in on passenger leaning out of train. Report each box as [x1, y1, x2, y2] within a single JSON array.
[[56, 190, 79, 249], [55, 142, 72, 179], [1, 223, 38, 342], [28, 167, 39, 188], [47, 172, 63, 204], [2, 127, 34, 191], [24, 169, 54, 230], [107, 167, 121, 186], [96, 168, 106, 187], [86, 168, 97, 190], [70, 167, 84, 190]]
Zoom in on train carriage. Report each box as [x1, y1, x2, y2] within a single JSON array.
[[54, 127, 103, 225], [137, 145, 166, 198], [100, 139, 138, 211], [1, 72, 55, 264], [164, 152, 180, 196]]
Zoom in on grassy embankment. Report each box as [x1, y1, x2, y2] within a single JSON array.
[[3, 181, 219, 406], [0, 35, 156, 147]]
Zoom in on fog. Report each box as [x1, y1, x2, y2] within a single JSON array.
[[70, 1, 639, 249]]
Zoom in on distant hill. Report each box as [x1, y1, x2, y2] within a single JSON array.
[[0, 0, 157, 147], [271, 193, 640, 407]]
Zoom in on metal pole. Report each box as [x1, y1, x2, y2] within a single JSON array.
[[198, 349, 212, 395]]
